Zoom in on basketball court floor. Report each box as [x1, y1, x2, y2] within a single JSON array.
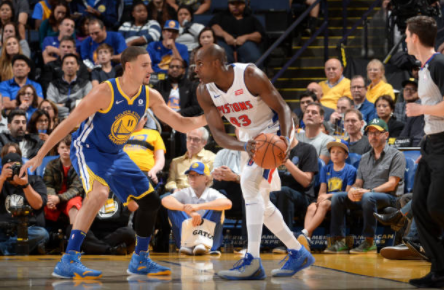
[[0, 253, 436, 290]]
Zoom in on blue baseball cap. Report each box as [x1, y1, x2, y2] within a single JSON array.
[[327, 138, 349, 153], [185, 162, 210, 176], [163, 20, 179, 31]]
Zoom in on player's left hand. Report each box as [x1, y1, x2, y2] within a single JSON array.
[[245, 139, 256, 159], [406, 102, 423, 117], [279, 136, 291, 162]]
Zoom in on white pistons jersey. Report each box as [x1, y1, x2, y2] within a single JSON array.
[[206, 63, 279, 142]]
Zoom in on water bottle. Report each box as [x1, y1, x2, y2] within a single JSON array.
[[169, 230, 176, 253], [224, 230, 234, 253]]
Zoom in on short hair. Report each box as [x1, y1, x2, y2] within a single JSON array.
[[89, 17, 105, 29], [406, 16, 437, 48], [306, 102, 324, 117], [62, 53, 80, 65], [337, 96, 354, 107], [187, 127, 209, 142], [299, 90, 317, 102], [58, 134, 72, 148], [291, 111, 299, 127], [60, 17, 75, 26], [0, 142, 22, 158], [344, 108, 363, 121], [7, 109, 26, 124], [375, 95, 395, 111], [351, 75, 366, 83], [60, 35, 76, 46], [11, 54, 31, 67], [121, 47, 148, 72], [96, 43, 114, 55]]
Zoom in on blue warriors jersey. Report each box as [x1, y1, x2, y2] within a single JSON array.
[[73, 78, 149, 153], [319, 163, 357, 193]]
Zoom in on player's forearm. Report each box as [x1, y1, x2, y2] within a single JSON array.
[[277, 104, 293, 139], [421, 101, 444, 117], [36, 117, 80, 158], [170, 115, 206, 133]]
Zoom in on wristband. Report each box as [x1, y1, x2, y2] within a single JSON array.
[[244, 142, 248, 152], [21, 182, 29, 189]]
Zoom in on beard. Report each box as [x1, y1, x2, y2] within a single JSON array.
[[168, 74, 183, 83]]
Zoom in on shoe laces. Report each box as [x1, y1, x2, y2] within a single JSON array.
[[69, 253, 90, 271], [230, 254, 253, 272], [278, 250, 298, 270]]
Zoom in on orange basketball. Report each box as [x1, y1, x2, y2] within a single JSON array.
[[253, 133, 288, 169]]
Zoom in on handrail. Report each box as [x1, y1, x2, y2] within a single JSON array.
[[255, 0, 322, 68]]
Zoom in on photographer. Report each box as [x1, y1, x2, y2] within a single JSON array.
[[0, 153, 48, 255]]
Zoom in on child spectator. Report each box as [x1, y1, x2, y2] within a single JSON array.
[[297, 139, 357, 251], [91, 44, 115, 87]]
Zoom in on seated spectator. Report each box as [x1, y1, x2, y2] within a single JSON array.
[[328, 96, 353, 137], [0, 153, 49, 255], [176, 5, 204, 52], [148, 0, 177, 27], [343, 109, 371, 155], [42, 17, 76, 64], [188, 27, 216, 81], [123, 113, 166, 185], [0, 142, 20, 157], [0, 55, 43, 109], [0, 110, 43, 159], [0, 97, 7, 132], [147, 20, 189, 74], [91, 44, 116, 87], [350, 75, 376, 125], [395, 78, 424, 146], [319, 59, 352, 110], [15, 85, 39, 120], [1, 23, 30, 57], [0, 36, 25, 81], [43, 135, 83, 226], [165, 127, 216, 193], [325, 119, 405, 254], [38, 100, 59, 129], [68, 0, 118, 29], [375, 95, 405, 139], [307, 82, 334, 120], [366, 59, 395, 103], [295, 90, 333, 131], [167, 0, 211, 15], [7, 0, 29, 40], [209, 0, 265, 64], [162, 161, 232, 255], [297, 139, 356, 251], [32, 0, 58, 30], [40, 36, 89, 93], [118, 1, 161, 48], [27, 109, 52, 142], [80, 18, 127, 66], [291, 0, 320, 36], [38, 1, 70, 49], [0, 2, 14, 37], [75, 15, 91, 44], [47, 54, 92, 119], [296, 103, 335, 164], [270, 132, 318, 254]]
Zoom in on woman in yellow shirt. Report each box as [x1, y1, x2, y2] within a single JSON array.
[[366, 59, 395, 103]]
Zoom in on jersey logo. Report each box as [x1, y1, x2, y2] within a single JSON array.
[[213, 95, 221, 99], [138, 99, 144, 106], [109, 110, 140, 145], [235, 89, 243, 96], [116, 100, 124, 105]]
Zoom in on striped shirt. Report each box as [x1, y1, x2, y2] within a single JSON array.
[[418, 53, 444, 135], [118, 20, 161, 44]]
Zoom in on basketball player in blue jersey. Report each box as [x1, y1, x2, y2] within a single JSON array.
[[195, 44, 315, 280], [21, 47, 206, 279]]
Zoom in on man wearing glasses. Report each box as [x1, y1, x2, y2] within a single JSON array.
[[165, 127, 215, 193], [350, 75, 376, 125]]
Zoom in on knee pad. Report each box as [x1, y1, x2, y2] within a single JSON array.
[[136, 191, 161, 212]]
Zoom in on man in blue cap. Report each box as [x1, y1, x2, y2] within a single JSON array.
[[147, 20, 189, 74], [161, 162, 232, 255]]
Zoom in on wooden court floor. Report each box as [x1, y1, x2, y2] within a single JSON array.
[[0, 253, 436, 290]]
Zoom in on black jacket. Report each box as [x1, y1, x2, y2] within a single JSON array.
[[0, 133, 43, 159], [39, 59, 90, 94], [154, 77, 202, 117]]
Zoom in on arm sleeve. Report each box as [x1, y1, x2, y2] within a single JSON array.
[[42, 162, 57, 196], [179, 83, 203, 117], [20, 40, 30, 58], [31, 3, 43, 20], [299, 145, 320, 174], [153, 131, 166, 152], [91, 69, 100, 81], [80, 39, 91, 61], [42, 37, 52, 52], [58, 174, 83, 202], [178, 44, 189, 66], [0, 81, 10, 98], [144, 21, 161, 43], [115, 33, 127, 54], [32, 82, 44, 98], [347, 166, 357, 186], [390, 151, 406, 179], [320, 136, 335, 157], [212, 150, 225, 172], [46, 83, 58, 103], [319, 165, 327, 184], [30, 176, 48, 210]]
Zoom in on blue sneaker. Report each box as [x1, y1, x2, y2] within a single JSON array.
[[271, 247, 315, 277], [127, 251, 171, 276], [52, 251, 103, 279], [217, 253, 266, 280]]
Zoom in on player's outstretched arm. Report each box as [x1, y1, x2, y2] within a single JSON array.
[[149, 88, 207, 133], [196, 84, 245, 151], [21, 83, 112, 175]]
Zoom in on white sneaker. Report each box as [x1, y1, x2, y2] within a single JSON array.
[[179, 246, 193, 255], [193, 244, 208, 255]]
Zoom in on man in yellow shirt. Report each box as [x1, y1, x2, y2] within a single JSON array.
[[319, 59, 352, 110], [165, 127, 215, 192], [124, 113, 166, 185]]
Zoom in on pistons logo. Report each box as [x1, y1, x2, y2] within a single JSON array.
[[235, 89, 243, 96]]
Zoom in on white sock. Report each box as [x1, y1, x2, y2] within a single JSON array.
[[264, 208, 301, 250], [302, 229, 309, 237], [246, 202, 264, 258]]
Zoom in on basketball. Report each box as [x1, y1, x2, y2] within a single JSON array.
[[253, 133, 288, 169]]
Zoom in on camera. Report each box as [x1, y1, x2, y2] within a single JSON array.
[[391, 0, 441, 30], [7, 162, 22, 181], [0, 205, 32, 255]]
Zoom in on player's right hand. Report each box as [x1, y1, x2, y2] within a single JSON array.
[[245, 139, 256, 159], [20, 155, 43, 176]]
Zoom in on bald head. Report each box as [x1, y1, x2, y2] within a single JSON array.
[[307, 82, 323, 100], [196, 43, 226, 64], [324, 58, 343, 84]]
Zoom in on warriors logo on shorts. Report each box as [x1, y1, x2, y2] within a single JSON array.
[[109, 110, 140, 145]]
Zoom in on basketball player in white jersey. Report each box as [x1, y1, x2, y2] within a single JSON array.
[[195, 44, 315, 280]]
